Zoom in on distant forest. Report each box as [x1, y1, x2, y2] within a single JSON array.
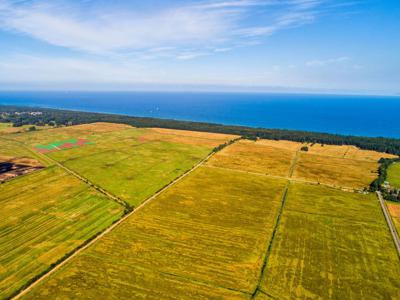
[[1, 105, 400, 156]]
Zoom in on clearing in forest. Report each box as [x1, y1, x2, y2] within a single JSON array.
[[260, 183, 400, 299], [0, 166, 124, 299]]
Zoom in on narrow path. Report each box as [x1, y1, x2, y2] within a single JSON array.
[[377, 191, 400, 257], [12, 142, 235, 300], [41, 153, 130, 210], [251, 182, 290, 299], [288, 150, 300, 178], [0, 136, 130, 210], [250, 148, 299, 298]]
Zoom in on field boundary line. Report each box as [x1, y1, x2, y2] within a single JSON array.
[[11, 138, 238, 300], [250, 182, 290, 299], [377, 191, 400, 258], [204, 164, 354, 192]]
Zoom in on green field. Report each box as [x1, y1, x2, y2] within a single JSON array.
[[13, 123, 234, 207], [23, 167, 287, 298], [387, 162, 400, 188], [261, 183, 400, 299], [0, 166, 124, 299]]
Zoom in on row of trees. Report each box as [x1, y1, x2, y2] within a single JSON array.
[[2, 105, 400, 156], [370, 158, 400, 202]]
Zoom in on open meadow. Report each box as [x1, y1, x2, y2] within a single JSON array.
[[387, 162, 400, 188], [261, 183, 400, 299], [0, 166, 124, 299]]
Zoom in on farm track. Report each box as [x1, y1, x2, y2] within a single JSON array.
[[11, 139, 237, 300], [377, 191, 400, 257], [251, 183, 290, 299]]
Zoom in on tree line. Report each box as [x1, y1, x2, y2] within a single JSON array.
[[2, 104, 400, 156]]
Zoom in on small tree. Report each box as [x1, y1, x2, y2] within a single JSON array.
[[28, 126, 36, 131], [301, 146, 309, 152]]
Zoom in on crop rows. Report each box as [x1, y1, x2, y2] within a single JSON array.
[[0, 166, 124, 299]]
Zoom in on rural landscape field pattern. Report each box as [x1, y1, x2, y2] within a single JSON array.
[[0, 122, 399, 299]]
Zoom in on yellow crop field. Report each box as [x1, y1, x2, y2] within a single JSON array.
[[293, 152, 378, 189], [0, 166, 124, 299], [261, 183, 400, 299], [387, 202, 400, 233], [305, 143, 396, 161], [24, 166, 287, 298], [207, 139, 297, 177]]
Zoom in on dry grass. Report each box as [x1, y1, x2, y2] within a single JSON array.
[[256, 139, 302, 151], [207, 139, 296, 177], [24, 167, 287, 298], [293, 152, 378, 189], [306, 143, 396, 161]]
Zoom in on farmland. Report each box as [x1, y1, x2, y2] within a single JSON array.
[[0, 166, 124, 299], [387, 162, 400, 188], [24, 167, 287, 298], [260, 183, 400, 299], [207, 139, 298, 177], [2, 120, 399, 299], [12, 123, 236, 207], [292, 152, 378, 189], [387, 202, 400, 234]]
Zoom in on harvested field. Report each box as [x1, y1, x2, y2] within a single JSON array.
[[0, 166, 124, 299], [13, 124, 235, 207], [387, 162, 400, 188], [387, 202, 400, 234], [261, 183, 400, 299], [207, 139, 297, 177], [306, 143, 396, 161], [24, 167, 287, 298], [293, 152, 378, 189]]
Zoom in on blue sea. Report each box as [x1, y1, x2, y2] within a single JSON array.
[[0, 91, 399, 138]]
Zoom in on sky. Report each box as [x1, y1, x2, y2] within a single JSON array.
[[0, 0, 399, 94]]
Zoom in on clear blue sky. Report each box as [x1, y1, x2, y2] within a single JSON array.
[[0, 0, 399, 94]]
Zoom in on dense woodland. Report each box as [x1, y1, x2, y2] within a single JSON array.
[[1, 105, 400, 156]]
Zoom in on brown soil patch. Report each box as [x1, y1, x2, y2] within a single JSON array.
[[0, 157, 44, 183]]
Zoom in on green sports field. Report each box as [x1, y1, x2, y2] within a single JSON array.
[[0, 166, 124, 299], [387, 162, 400, 188]]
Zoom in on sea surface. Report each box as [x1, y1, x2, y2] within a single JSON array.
[[0, 91, 399, 138]]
